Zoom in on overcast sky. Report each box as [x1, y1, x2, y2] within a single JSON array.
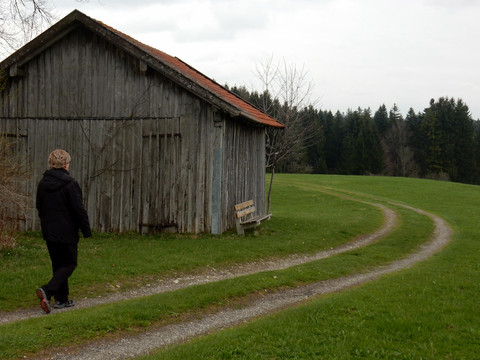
[[52, 0, 480, 119]]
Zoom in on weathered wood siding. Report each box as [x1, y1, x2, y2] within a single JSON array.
[[0, 26, 267, 234], [221, 120, 266, 229]]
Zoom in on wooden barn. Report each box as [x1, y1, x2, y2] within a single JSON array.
[[0, 10, 283, 234]]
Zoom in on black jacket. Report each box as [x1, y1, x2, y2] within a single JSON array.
[[36, 168, 91, 243]]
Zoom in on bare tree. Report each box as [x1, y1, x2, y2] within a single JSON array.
[[254, 56, 320, 213], [0, 135, 29, 248], [0, 1, 53, 246], [382, 113, 417, 177], [0, 0, 54, 56]]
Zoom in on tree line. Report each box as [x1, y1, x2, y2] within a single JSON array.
[[2, 3, 478, 186], [229, 85, 480, 185]]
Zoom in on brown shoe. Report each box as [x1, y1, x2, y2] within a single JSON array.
[[36, 288, 52, 314]]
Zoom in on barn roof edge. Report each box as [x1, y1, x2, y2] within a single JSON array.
[[0, 10, 284, 129]]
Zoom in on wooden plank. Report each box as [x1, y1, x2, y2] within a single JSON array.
[[241, 213, 271, 225], [234, 200, 254, 211], [236, 206, 255, 218]]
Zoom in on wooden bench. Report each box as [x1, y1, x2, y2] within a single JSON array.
[[234, 200, 271, 235]]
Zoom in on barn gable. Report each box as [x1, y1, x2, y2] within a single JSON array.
[[0, 10, 282, 234], [1, 10, 283, 128]]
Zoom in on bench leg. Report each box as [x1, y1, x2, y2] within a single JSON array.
[[235, 219, 245, 235]]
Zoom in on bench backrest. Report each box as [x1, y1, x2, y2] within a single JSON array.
[[234, 200, 256, 219]]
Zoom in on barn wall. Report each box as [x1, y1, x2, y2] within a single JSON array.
[[221, 119, 267, 228], [0, 26, 266, 234]]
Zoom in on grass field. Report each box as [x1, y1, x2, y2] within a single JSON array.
[[1, 174, 480, 359]]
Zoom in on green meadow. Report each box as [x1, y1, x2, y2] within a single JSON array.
[[1, 174, 479, 359]]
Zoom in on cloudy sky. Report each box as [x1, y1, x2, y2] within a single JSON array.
[[51, 0, 480, 119]]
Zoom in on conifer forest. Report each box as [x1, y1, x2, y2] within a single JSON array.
[[230, 86, 480, 185]]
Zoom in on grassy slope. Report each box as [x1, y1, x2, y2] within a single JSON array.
[[146, 174, 480, 360], [2, 174, 478, 359], [1, 177, 385, 358], [0, 185, 378, 312]]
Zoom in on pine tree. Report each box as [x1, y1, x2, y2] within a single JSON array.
[[373, 104, 389, 136], [339, 109, 382, 175], [419, 97, 474, 182], [324, 111, 344, 173], [302, 107, 327, 173], [451, 99, 474, 183]]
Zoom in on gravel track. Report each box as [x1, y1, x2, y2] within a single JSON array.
[[5, 198, 452, 360], [0, 203, 396, 326]]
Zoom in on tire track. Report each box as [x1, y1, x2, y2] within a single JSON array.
[[0, 202, 395, 326], [39, 202, 452, 360], [5, 193, 452, 360], [40, 203, 452, 360]]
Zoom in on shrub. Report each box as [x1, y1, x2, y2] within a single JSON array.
[[0, 135, 29, 249]]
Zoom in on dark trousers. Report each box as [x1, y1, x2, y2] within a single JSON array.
[[43, 242, 78, 302]]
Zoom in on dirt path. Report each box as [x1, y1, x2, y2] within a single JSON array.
[[0, 203, 396, 326], [9, 199, 452, 360]]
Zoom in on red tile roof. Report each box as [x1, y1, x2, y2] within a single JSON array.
[[100, 22, 283, 128]]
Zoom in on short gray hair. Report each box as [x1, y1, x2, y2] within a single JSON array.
[[48, 149, 71, 169]]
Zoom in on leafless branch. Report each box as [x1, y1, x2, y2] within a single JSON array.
[[0, 135, 30, 248], [0, 0, 54, 56], [255, 57, 320, 212]]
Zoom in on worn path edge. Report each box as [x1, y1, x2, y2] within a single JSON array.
[[1, 201, 396, 326], [6, 193, 452, 360]]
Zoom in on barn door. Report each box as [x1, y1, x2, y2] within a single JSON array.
[[139, 119, 182, 233]]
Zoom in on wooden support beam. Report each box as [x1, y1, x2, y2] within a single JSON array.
[[9, 63, 25, 77]]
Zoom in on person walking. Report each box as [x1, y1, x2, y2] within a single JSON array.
[[35, 149, 91, 314]]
